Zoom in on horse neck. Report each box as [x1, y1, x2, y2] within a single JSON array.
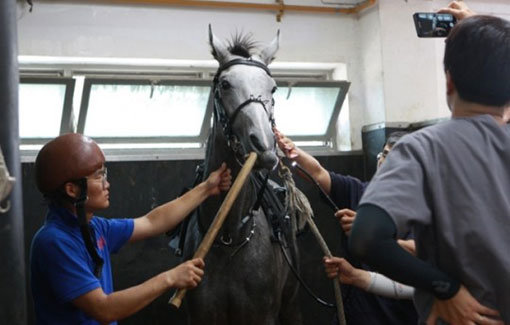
[[200, 124, 257, 235]]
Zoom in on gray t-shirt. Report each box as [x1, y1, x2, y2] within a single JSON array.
[[360, 115, 510, 322]]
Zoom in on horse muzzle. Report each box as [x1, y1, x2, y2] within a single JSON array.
[[257, 150, 278, 171]]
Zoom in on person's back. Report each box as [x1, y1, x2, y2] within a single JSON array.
[[372, 116, 510, 318], [350, 11, 510, 323]]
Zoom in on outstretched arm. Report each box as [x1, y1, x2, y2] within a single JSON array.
[[274, 127, 332, 194], [324, 256, 414, 299], [72, 258, 205, 324], [130, 163, 232, 242]]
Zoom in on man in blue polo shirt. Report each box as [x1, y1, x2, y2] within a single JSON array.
[[30, 133, 231, 324]]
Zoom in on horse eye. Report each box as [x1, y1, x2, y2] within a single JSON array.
[[271, 86, 278, 94], [221, 80, 231, 90]]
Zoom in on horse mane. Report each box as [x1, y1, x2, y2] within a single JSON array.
[[227, 32, 258, 58]]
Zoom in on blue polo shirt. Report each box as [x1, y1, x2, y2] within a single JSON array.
[[30, 205, 134, 325]]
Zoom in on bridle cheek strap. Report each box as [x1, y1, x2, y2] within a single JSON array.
[[213, 58, 276, 157]]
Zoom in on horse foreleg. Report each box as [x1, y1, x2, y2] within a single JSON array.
[[278, 273, 302, 325], [276, 243, 303, 325]]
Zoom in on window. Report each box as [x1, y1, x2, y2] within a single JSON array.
[[18, 59, 351, 160], [274, 80, 350, 149], [79, 80, 211, 140], [19, 78, 75, 143]]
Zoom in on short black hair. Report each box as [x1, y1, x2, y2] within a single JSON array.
[[444, 15, 510, 107], [385, 131, 408, 148]]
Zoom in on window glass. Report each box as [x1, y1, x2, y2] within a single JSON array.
[[84, 84, 210, 137], [273, 86, 341, 136], [19, 83, 65, 138]]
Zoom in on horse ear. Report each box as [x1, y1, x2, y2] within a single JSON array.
[[259, 30, 280, 65], [209, 24, 231, 66]]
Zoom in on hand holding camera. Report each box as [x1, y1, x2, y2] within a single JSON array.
[[413, 1, 475, 38], [413, 12, 457, 37]]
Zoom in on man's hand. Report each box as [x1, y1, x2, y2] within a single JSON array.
[[438, 1, 475, 21], [397, 239, 416, 256], [166, 258, 205, 289], [204, 163, 232, 196], [335, 208, 356, 236], [323, 256, 371, 289], [274, 127, 299, 159], [427, 285, 503, 325]]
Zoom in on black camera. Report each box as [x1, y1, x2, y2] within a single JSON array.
[[413, 13, 457, 38]]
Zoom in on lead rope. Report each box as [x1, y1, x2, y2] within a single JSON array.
[[278, 160, 347, 325]]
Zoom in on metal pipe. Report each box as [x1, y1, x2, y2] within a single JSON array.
[[0, 0, 27, 324], [73, 0, 376, 15]]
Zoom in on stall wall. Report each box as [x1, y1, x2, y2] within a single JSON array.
[[17, 0, 510, 149], [22, 155, 365, 325]]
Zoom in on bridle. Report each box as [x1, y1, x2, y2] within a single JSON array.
[[210, 57, 277, 251], [205, 58, 337, 309], [212, 58, 276, 161]]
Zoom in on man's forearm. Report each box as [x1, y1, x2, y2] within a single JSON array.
[[73, 272, 172, 324], [292, 147, 332, 193]]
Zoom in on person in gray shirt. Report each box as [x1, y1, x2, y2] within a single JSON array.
[[349, 3, 510, 325]]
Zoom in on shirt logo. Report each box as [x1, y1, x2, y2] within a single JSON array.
[[97, 236, 106, 250]]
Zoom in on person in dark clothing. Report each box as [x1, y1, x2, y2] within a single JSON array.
[[276, 128, 417, 324], [350, 2, 509, 324]]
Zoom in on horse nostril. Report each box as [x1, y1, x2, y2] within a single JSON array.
[[249, 134, 265, 152]]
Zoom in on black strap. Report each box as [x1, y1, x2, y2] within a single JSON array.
[[212, 57, 276, 159], [251, 173, 285, 242], [75, 178, 104, 278], [213, 58, 271, 84], [253, 173, 336, 308]]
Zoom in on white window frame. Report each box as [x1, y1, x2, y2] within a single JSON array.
[[19, 77, 75, 146], [18, 56, 350, 161], [77, 78, 214, 147]]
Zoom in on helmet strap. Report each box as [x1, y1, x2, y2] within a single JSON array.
[[75, 178, 104, 278]]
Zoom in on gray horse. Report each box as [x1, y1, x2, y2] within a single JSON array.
[[182, 27, 303, 325]]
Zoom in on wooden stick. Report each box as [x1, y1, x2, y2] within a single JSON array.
[[305, 216, 346, 325], [169, 152, 258, 308], [290, 162, 345, 324]]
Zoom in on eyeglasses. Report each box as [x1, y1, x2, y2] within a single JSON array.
[[376, 151, 388, 160], [88, 167, 108, 189]]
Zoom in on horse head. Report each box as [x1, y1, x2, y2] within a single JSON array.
[[209, 25, 280, 171]]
